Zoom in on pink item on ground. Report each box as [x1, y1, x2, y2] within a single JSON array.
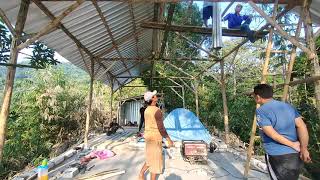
[[89, 150, 115, 160]]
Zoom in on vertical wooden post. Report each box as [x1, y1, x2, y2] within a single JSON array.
[[182, 86, 185, 108], [110, 81, 114, 122], [194, 80, 199, 118], [282, 18, 303, 101], [220, 60, 230, 144], [244, 1, 278, 177], [0, 0, 30, 161], [84, 59, 94, 148], [303, 0, 320, 117], [261, 1, 278, 83], [151, 3, 160, 87]]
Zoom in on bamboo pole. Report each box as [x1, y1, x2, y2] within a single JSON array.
[[0, 8, 17, 37], [175, 32, 219, 59], [110, 81, 114, 122], [282, 18, 303, 101], [303, 0, 320, 118], [244, 1, 278, 177], [182, 86, 185, 108], [0, 63, 44, 69], [261, 1, 278, 83], [248, 1, 316, 59], [0, 0, 30, 161], [18, 0, 84, 50], [194, 81, 199, 117], [165, 61, 194, 78], [220, 60, 230, 144], [84, 59, 94, 148]]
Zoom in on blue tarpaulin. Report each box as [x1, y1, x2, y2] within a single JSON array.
[[164, 108, 212, 144]]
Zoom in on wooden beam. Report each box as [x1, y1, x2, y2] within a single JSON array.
[[249, 1, 315, 59], [141, 22, 268, 37], [244, 0, 279, 177], [276, 76, 320, 88], [303, 0, 320, 118], [38, 0, 302, 4], [0, 8, 17, 37], [282, 18, 302, 101], [159, 3, 176, 58], [116, 76, 194, 79], [91, 0, 132, 77], [193, 81, 199, 117], [261, 0, 278, 84], [179, 78, 194, 93], [220, 60, 230, 144], [32, 0, 119, 85], [165, 61, 194, 78], [0, 62, 44, 69], [128, 2, 141, 58], [96, 29, 145, 58], [176, 32, 219, 59], [0, 0, 30, 161], [98, 57, 212, 61], [84, 58, 94, 148], [18, 0, 84, 50]]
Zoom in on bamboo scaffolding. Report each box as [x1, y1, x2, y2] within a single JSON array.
[[282, 18, 303, 101], [141, 22, 268, 37], [0, 0, 30, 161], [248, 1, 315, 59], [244, 1, 279, 177]]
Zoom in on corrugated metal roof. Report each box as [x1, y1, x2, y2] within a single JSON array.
[[2, 0, 320, 91], [1, 0, 154, 91]]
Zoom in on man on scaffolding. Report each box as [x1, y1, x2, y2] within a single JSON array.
[[223, 4, 255, 42]]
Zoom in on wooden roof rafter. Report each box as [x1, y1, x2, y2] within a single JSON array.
[[31, 0, 121, 85], [91, 0, 133, 78]]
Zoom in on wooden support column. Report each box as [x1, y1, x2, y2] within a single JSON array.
[[84, 59, 94, 148], [282, 18, 302, 101], [151, 3, 161, 87], [194, 80, 199, 117], [220, 60, 230, 144], [110, 80, 114, 122], [182, 86, 185, 108], [303, 0, 320, 117], [262, 1, 278, 83], [244, 1, 278, 177], [0, 0, 30, 161]]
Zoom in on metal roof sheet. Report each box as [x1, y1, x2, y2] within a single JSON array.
[[1, 0, 154, 91]]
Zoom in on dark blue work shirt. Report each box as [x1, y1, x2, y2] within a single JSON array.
[[256, 99, 300, 155], [223, 13, 249, 28]]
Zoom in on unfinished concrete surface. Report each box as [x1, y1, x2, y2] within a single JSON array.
[[72, 127, 269, 180]]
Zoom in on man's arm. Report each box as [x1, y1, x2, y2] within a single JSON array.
[[261, 126, 300, 152], [222, 14, 229, 21], [295, 117, 311, 162]]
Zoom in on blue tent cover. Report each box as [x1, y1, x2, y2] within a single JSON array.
[[164, 108, 212, 144]]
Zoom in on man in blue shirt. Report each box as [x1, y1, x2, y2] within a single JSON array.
[[223, 4, 255, 42], [253, 84, 311, 180]]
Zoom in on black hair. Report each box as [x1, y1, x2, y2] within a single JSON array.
[[146, 100, 152, 105], [254, 84, 273, 99]]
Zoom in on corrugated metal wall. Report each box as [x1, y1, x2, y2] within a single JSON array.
[[120, 100, 144, 126]]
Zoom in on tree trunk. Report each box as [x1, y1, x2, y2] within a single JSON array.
[[0, 0, 30, 161]]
